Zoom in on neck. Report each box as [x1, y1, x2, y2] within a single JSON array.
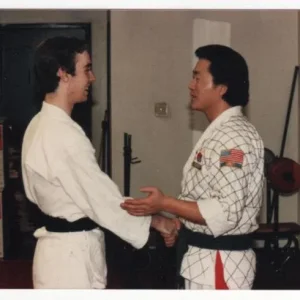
[[205, 101, 231, 123], [44, 93, 73, 116]]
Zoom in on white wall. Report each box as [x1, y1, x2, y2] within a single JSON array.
[[191, 18, 231, 145], [110, 10, 300, 223], [111, 11, 193, 198]]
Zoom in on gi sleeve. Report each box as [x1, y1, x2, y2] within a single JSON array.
[[55, 133, 151, 249], [198, 141, 255, 237]]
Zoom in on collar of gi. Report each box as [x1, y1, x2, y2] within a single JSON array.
[[206, 106, 243, 134], [41, 101, 71, 122]]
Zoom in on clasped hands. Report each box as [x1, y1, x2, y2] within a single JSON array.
[[121, 187, 180, 247], [151, 214, 180, 247]]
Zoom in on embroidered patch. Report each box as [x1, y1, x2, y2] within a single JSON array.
[[192, 150, 203, 170], [196, 151, 202, 162], [220, 149, 244, 168], [192, 161, 202, 170]]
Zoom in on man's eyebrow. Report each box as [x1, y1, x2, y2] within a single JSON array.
[[193, 70, 200, 75]]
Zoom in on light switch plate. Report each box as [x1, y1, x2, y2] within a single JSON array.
[[154, 102, 169, 117]]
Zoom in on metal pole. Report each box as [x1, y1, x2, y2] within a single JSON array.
[[106, 10, 112, 177], [279, 66, 299, 158], [123, 133, 132, 196]]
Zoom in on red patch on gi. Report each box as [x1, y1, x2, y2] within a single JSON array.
[[215, 251, 229, 289], [192, 151, 203, 170], [220, 149, 244, 168], [196, 151, 202, 162]]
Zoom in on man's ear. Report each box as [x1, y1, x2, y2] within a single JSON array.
[[217, 84, 228, 98], [57, 68, 69, 82]]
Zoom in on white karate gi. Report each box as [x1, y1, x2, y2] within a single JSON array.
[[21, 102, 151, 289], [179, 106, 264, 289]]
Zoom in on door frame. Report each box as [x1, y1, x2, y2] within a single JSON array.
[[0, 22, 92, 132]]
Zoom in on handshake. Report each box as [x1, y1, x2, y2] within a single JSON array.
[[121, 189, 182, 247], [151, 215, 181, 247]]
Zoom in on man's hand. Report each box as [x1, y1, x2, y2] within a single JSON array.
[[151, 215, 177, 236], [120, 186, 166, 216], [160, 218, 181, 247]]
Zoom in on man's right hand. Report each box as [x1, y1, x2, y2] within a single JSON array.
[[151, 215, 177, 235], [160, 218, 181, 247]]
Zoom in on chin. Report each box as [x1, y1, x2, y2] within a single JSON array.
[[76, 97, 88, 104], [190, 102, 203, 112]]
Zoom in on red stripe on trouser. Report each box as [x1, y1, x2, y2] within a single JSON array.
[[215, 251, 229, 289]]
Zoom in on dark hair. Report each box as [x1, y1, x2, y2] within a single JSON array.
[[195, 44, 249, 107], [34, 36, 88, 101]]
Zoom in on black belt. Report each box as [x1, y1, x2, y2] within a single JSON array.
[[176, 225, 253, 289], [43, 214, 99, 233]]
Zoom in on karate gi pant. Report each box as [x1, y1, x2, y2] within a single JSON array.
[[184, 251, 252, 290], [32, 227, 107, 289]]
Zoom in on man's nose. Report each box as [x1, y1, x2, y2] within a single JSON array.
[[188, 79, 195, 90], [90, 71, 96, 82]]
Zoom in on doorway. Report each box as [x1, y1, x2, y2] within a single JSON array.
[[0, 23, 92, 259], [0, 23, 92, 140]]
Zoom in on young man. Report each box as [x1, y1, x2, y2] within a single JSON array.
[[121, 44, 264, 290], [21, 36, 177, 289]]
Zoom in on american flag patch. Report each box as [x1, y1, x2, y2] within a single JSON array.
[[220, 149, 244, 168]]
